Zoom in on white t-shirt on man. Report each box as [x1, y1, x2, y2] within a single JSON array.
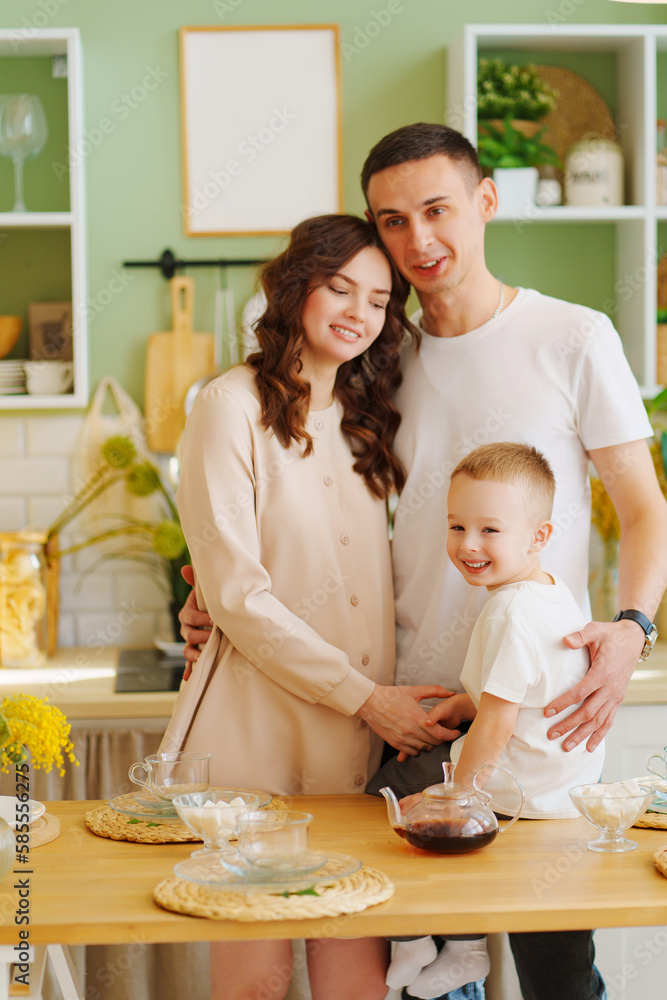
[[392, 288, 653, 691], [449, 576, 606, 818]]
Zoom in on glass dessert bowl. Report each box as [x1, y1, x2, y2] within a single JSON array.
[[569, 780, 654, 853], [172, 788, 260, 855]]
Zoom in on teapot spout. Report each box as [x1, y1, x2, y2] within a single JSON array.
[[379, 786, 404, 832]]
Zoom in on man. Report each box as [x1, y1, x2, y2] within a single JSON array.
[[181, 123, 667, 1000]]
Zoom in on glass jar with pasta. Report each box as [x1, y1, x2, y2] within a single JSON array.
[[0, 532, 51, 667]]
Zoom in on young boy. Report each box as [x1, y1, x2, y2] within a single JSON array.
[[385, 443, 605, 998]]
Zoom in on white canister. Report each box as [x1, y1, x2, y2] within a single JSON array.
[[564, 136, 624, 207]]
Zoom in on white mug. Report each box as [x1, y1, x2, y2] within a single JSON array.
[[24, 361, 74, 395]]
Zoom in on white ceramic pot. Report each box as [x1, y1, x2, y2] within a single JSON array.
[[493, 167, 539, 214], [564, 137, 624, 207]]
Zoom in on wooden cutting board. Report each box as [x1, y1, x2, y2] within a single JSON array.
[[145, 276, 216, 452]]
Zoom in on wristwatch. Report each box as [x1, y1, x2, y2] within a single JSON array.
[[612, 609, 658, 661]]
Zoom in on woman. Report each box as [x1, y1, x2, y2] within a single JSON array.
[[161, 214, 450, 1000]]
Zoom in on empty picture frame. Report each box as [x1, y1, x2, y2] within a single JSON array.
[[180, 25, 342, 236]]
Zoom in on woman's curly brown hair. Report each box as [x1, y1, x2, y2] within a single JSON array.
[[247, 214, 417, 499]]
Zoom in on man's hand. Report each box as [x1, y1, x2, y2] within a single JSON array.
[[356, 684, 458, 756], [545, 619, 644, 752], [179, 565, 212, 678]]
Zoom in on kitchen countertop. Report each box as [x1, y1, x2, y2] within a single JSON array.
[[1, 641, 667, 720], [0, 646, 179, 720]]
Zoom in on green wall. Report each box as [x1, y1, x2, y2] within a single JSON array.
[[0, 0, 666, 408]]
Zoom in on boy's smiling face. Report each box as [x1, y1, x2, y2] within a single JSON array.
[[446, 473, 552, 591]]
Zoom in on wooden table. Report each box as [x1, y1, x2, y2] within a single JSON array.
[[3, 795, 667, 948]]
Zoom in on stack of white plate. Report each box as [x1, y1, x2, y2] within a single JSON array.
[[0, 360, 26, 395], [0, 795, 46, 828]]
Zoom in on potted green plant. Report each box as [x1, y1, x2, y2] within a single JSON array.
[[477, 58, 557, 130], [477, 118, 561, 212]]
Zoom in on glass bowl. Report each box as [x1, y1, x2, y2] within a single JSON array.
[[569, 781, 655, 853], [172, 788, 261, 854]]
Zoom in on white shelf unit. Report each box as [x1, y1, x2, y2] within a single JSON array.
[[447, 23, 667, 396], [0, 28, 88, 408]]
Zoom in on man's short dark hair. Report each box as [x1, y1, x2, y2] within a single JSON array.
[[361, 122, 483, 203]]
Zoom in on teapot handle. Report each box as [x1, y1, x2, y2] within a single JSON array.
[[472, 763, 525, 834]]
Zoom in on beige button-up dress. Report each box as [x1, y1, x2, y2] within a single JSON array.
[[160, 366, 395, 795]]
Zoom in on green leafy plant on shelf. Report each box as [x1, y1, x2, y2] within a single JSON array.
[[477, 118, 562, 171], [477, 58, 558, 122], [46, 435, 190, 615]]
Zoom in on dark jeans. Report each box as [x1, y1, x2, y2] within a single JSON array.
[[509, 931, 606, 1000]]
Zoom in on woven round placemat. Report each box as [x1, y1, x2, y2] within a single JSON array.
[[653, 846, 667, 878], [85, 794, 289, 844], [153, 866, 394, 922], [85, 804, 201, 843], [634, 810, 667, 830], [534, 65, 617, 162]]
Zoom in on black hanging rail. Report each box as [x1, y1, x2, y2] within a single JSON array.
[[123, 248, 267, 281]]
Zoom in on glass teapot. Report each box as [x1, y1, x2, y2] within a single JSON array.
[[380, 761, 525, 854]]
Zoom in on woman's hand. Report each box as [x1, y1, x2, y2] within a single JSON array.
[[356, 684, 458, 756], [178, 565, 213, 679]]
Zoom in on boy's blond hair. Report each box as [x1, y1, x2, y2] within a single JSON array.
[[451, 443, 555, 522]]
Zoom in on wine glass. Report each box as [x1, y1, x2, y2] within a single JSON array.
[[0, 95, 48, 212]]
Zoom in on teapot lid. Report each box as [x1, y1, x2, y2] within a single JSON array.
[[423, 780, 476, 802]]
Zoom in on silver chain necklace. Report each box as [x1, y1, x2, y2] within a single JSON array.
[[491, 279, 504, 319]]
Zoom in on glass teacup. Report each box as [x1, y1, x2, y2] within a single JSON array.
[[647, 746, 667, 781], [128, 751, 211, 803], [235, 810, 313, 872]]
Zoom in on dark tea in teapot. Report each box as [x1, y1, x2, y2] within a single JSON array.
[[404, 819, 496, 854]]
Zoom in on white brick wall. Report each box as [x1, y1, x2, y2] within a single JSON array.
[[0, 413, 177, 648]]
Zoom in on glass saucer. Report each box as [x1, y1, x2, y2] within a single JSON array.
[[173, 851, 362, 893], [218, 848, 329, 880], [108, 794, 180, 823], [129, 786, 272, 815], [132, 790, 179, 815]]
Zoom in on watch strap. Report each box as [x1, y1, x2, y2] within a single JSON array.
[[612, 609, 653, 635]]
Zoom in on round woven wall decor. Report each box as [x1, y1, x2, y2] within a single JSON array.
[[533, 65, 617, 161]]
